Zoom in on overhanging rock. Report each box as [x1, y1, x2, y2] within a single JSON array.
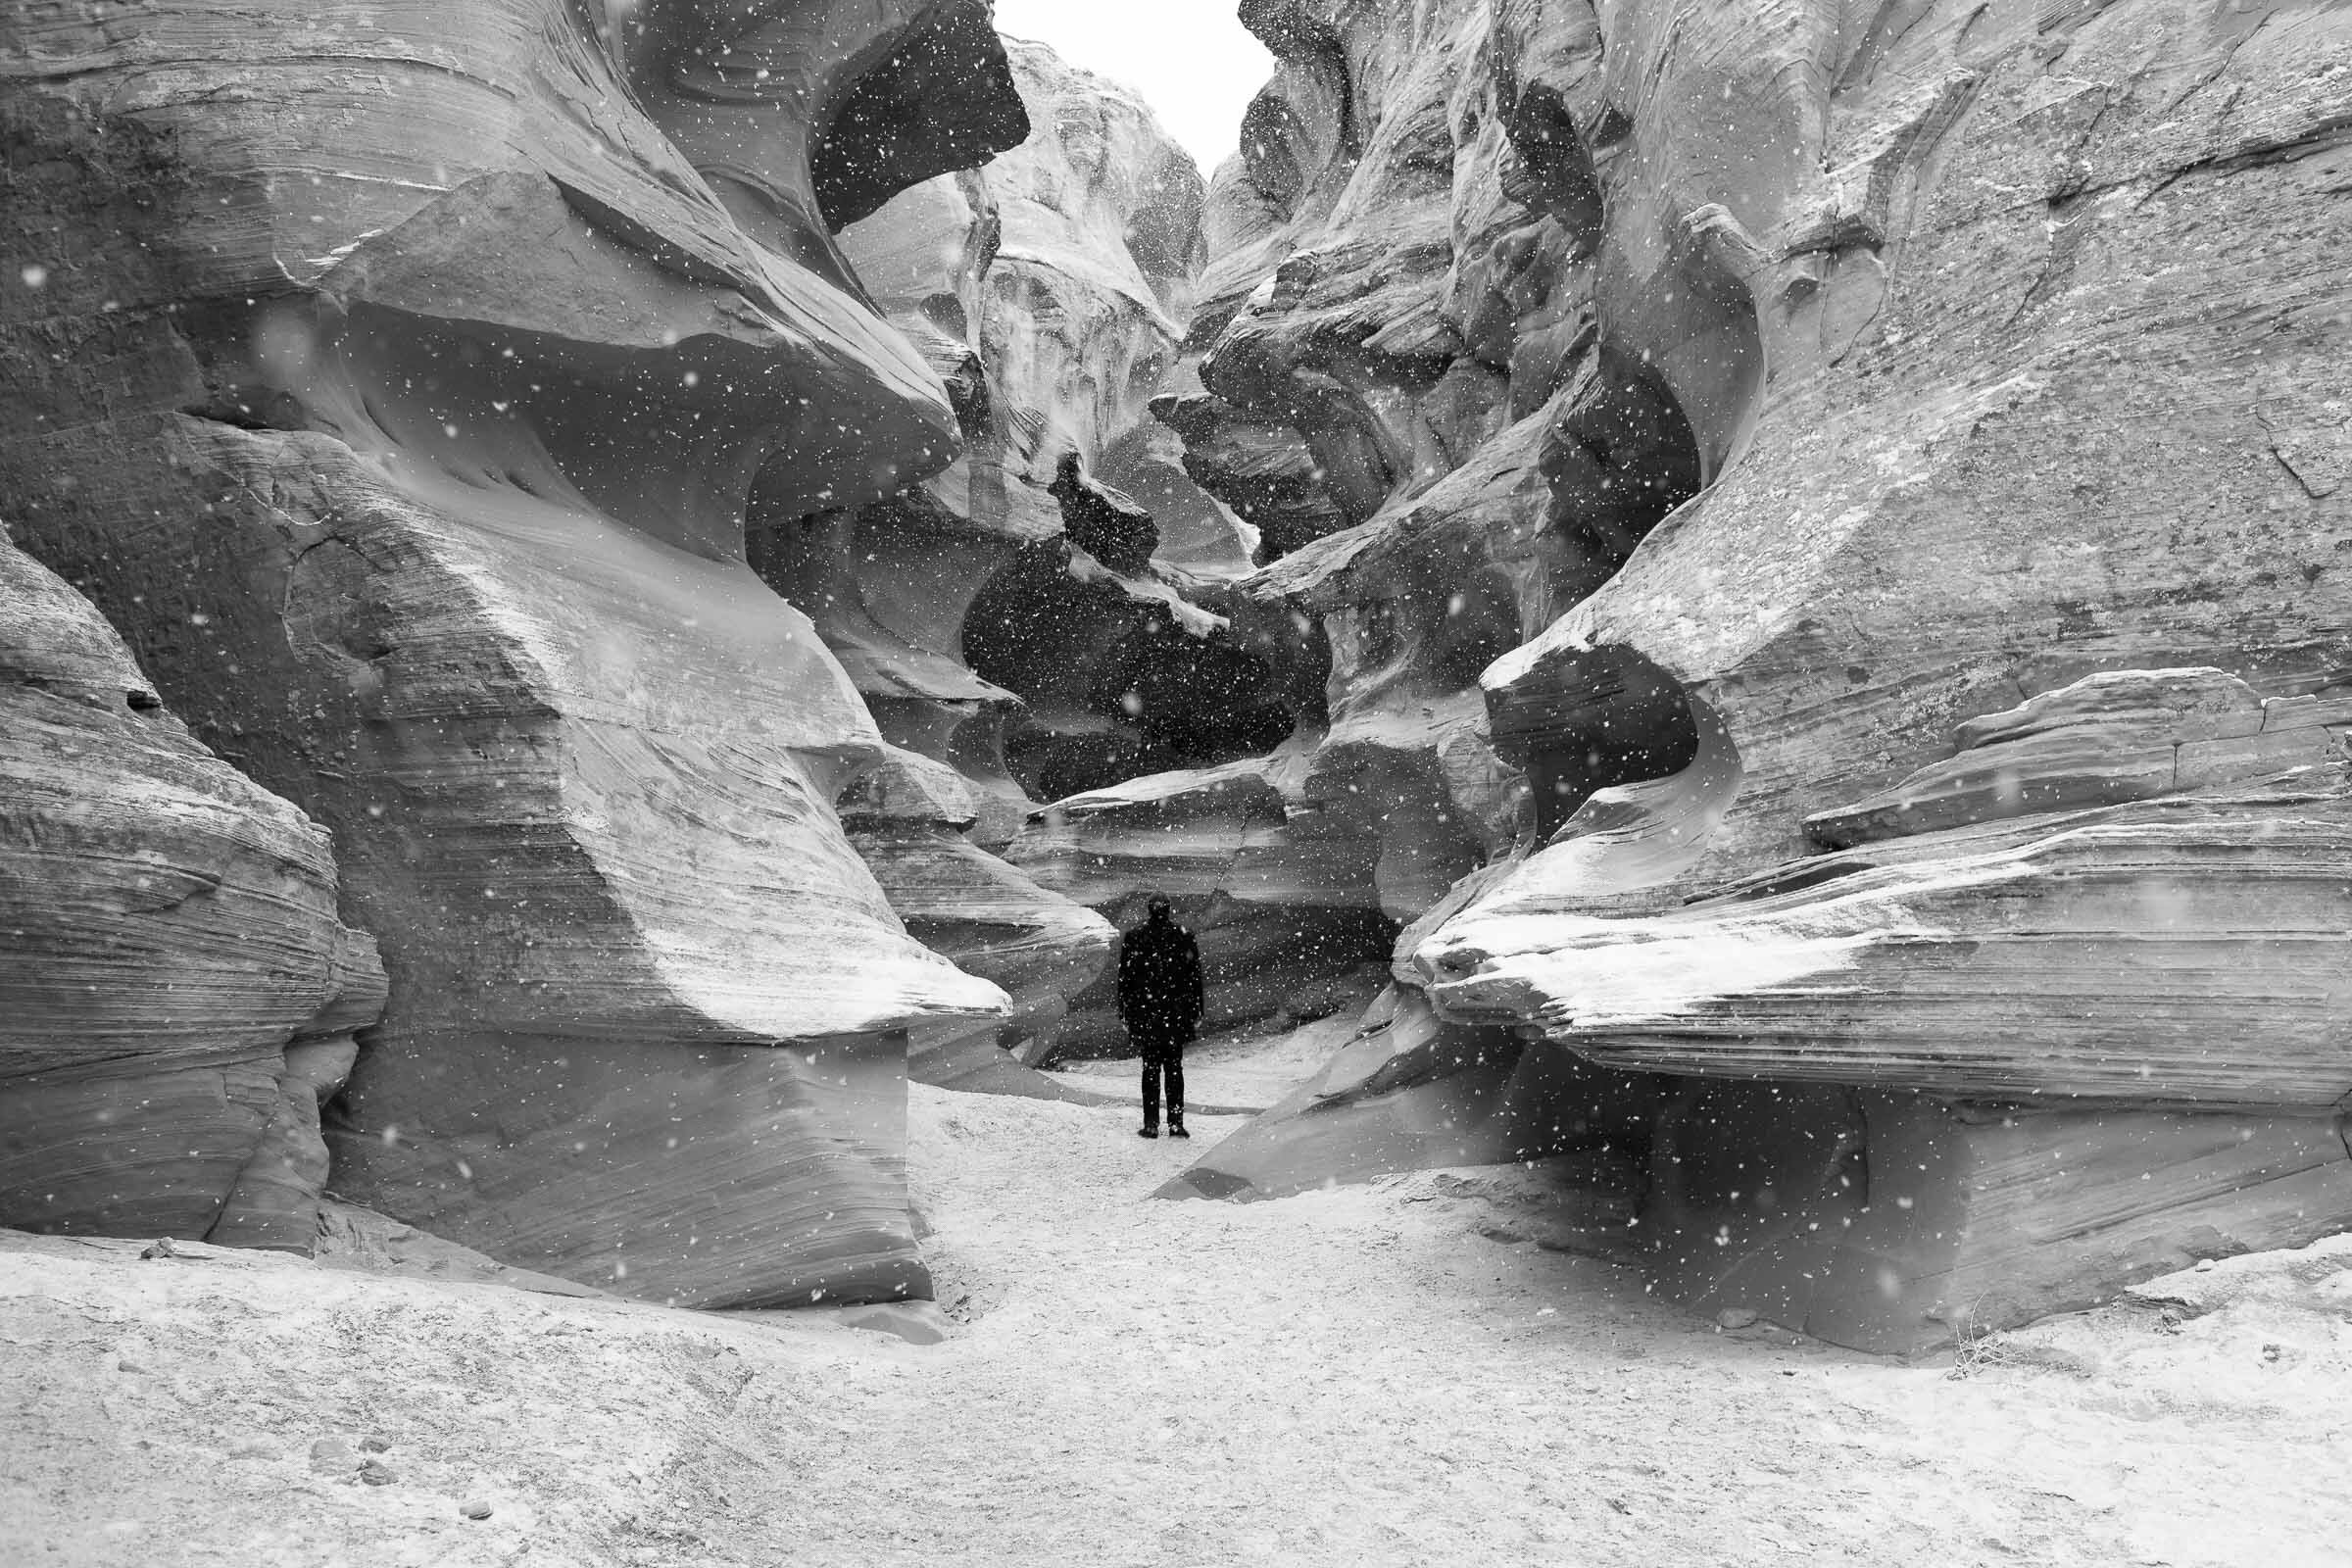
[[0, 0, 1029, 1306]]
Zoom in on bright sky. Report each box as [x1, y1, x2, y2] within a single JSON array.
[[993, 0, 1274, 174]]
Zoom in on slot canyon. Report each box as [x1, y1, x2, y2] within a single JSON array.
[[2, 0, 2348, 1562]]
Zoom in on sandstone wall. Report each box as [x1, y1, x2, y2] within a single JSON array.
[[0, 0, 1030, 1305], [829, 39, 1260, 812], [826, 41, 1378, 1061], [1, 523, 385, 1253], [1159, 0, 2352, 1349]]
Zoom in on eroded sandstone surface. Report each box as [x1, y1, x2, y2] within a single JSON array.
[[0, 525, 385, 1253], [829, 39, 1399, 1062], [1154, 0, 2352, 1351], [0, 0, 1031, 1305], [3, 0, 2348, 1356]]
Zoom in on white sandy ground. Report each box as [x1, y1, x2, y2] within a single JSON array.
[[1050, 1016, 1362, 1112], [4, 1084, 2351, 1568]]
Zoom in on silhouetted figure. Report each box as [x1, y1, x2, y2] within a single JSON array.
[[1049, 449, 1158, 575], [1116, 895, 1203, 1139]]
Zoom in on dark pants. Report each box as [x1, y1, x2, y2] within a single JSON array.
[[1140, 1051, 1186, 1130]]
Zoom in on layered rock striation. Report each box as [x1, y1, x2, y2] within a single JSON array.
[[6, 0, 2347, 1349], [1153, 0, 2352, 1350], [1, 524, 385, 1253], [1132, 0, 1716, 936], [0, 0, 1032, 1304]]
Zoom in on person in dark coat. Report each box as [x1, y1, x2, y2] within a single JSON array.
[[1116, 895, 1204, 1139]]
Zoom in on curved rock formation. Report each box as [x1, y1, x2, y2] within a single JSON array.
[[0, 525, 385, 1253], [1464, 0, 2352, 903], [838, 37, 1241, 553], [823, 36, 1258, 792], [1140, 0, 1718, 939], [1007, 752, 1397, 1054], [1154, 0, 2352, 1351], [0, 0, 1029, 1304], [7, 0, 2346, 1351], [1159, 991, 1657, 1206], [842, 745, 1116, 1070], [810, 40, 1309, 1060]]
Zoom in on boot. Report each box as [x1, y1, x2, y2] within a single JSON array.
[[1138, 1125, 1159, 1139], [1169, 1120, 1190, 1139]]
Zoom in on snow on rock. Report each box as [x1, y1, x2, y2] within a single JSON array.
[[1149, 0, 2352, 1353], [1425, 778, 2352, 1109]]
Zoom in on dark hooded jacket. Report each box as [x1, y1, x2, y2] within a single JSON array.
[[1115, 907, 1204, 1050]]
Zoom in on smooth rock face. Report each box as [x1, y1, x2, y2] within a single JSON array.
[[851, 823, 1116, 1049], [1013, 755, 1375, 910], [1156, 0, 2352, 1349], [0, 525, 384, 1252], [0, 0, 1028, 1304], [1644, 1081, 2352, 1355]]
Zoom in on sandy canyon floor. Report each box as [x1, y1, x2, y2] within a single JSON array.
[[4, 1075, 2350, 1568]]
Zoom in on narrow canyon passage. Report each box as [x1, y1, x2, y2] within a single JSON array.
[[4, 3, 2351, 1561]]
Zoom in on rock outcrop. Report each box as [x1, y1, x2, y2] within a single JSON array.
[[1, 524, 385, 1253], [1007, 752, 1398, 1055], [1160, 991, 1656, 1205], [818, 40, 1356, 1060], [825, 38, 1263, 809], [7, 0, 2346, 1349], [1153, 0, 2352, 1350], [841, 750, 1114, 1073], [0, 0, 1031, 1304], [1138, 0, 1703, 934]]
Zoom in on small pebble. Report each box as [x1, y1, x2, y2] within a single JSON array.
[[308, 1436, 359, 1474], [359, 1459, 397, 1487], [461, 1500, 495, 1521], [360, 1435, 393, 1453], [1715, 1307, 1760, 1330]]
